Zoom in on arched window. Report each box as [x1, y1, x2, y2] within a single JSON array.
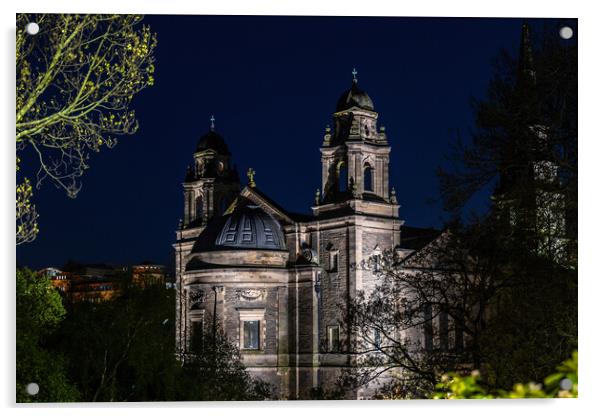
[[363, 163, 373, 192], [337, 161, 347, 192], [195, 195, 203, 221], [219, 197, 228, 215]]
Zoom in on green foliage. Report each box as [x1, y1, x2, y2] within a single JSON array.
[[16, 268, 79, 402], [180, 328, 274, 401], [16, 14, 156, 243], [433, 351, 577, 399], [49, 277, 272, 401], [16, 175, 38, 245], [434, 23, 577, 394]]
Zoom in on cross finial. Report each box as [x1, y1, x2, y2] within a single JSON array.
[[352, 68, 358, 83], [246, 168, 256, 188], [210, 115, 215, 131]]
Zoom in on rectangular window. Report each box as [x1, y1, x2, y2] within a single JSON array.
[[329, 251, 339, 272], [328, 325, 340, 352], [374, 329, 381, 348], [439, 311, 449, 351], [454, 317, 465, 352], [424, 304, 433, 352], [243, 320, 260, 350], [190, 319, 204, 352]]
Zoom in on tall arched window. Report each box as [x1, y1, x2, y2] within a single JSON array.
[[219, 197, 228, 215], [337, 161, 347, 192], [195, 195, 204, 221], [363, 163, 373, 192]]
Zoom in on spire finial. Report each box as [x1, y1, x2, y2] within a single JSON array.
[[210, 115, 215, 131], [246, 167, 256, 188], [352, 67, 358, 83]]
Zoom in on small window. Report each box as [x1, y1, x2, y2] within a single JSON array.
[[195, 195, 203, 220], [363, 163, 373, 192], [329, 251, 339, 272], [439, 311, 449, 351], [243, 320, 260, 350], [218, 197, 228, 215], [454, 317, 464, 352], [374, 329, 381, 348], [337, 161, 347, 192], [190, 319, 204, 352], [328, 325, 340, 352], [424, 304, 433, 352]]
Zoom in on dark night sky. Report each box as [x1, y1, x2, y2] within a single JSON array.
[[16, 15, 571, 270]]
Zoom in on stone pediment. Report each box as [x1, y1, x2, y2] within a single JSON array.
[[239, 186, 295, 225]]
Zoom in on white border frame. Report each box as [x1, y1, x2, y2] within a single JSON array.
[[3, 1, 600, 416]]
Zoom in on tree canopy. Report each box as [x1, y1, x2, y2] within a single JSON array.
[[16, 14, 156, 244]]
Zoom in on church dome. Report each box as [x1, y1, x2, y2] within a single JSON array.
[[214, 203, 286, 251], [336, 80, 374, 112], [186, 198, 288, 270], [196, 130, 230, 155]]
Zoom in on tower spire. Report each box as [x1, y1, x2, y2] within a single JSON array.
[[518, 22, 536, 88], [210, 115, 215, 131]]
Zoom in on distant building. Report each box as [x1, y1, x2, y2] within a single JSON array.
[[38, 261, 169, 303], [68, 274, 120, 303], [38, 267, 71, 294], [130, 262, 167, 287]]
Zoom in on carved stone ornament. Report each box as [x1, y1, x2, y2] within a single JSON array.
[[189, 288, 205, 309], [235, 289, 265, 302]]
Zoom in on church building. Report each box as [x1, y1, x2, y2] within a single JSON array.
[[173, 74, 438, 399]]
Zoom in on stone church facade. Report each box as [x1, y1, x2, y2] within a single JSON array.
[[174, 76, 434, 399]]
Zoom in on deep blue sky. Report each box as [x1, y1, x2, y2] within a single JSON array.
[[16, 16, 571, 270]]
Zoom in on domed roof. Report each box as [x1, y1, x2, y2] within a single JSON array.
[[336, 80, 374, 112], [213, 203, 286, 251], [196, 130, 230, 155]]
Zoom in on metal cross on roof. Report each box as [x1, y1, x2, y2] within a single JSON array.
[[247, 167, 256, 188], [210, 115, 215, 130], [352, 68, 358, 82]]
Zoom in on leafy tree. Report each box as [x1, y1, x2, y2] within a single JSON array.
[[16, 175, 39, 245], [337, 24, 577, 399], [16, 268, 78, 402], [179, 327, 274, 401], [51, 276, 177, 401], [438, 23, 577, 266], [336, 220, 512, 399], [51, 275, 272, 401], [433, 350, 577, 399], [16, 14, 156, 243], [435, 23, 577, 389]]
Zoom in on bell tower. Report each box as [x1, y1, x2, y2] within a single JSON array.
[[314, 70, 398, 216], [182, 116, 240, 228]]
